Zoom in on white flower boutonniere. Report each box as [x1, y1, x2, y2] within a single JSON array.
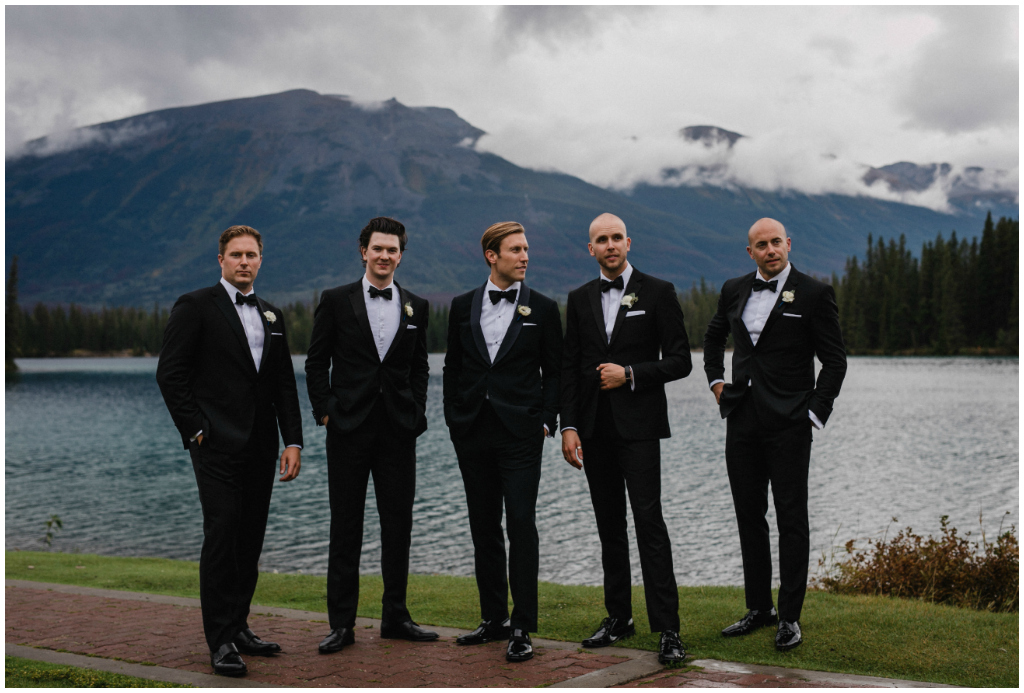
[[517, 305, 532, 317], [404, 302, 414, 318], [263, 311, 277, 323], [621, 293, 638, 309], [781, 290, 795, 303]]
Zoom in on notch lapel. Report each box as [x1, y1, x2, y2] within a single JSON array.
[[587, 280, 606, 344], [758, 266, 800, 343], [492, 283, 530, 366], [255, 296, 273, 376], [731, 272, 757, 350], [212, 284, 257, 374], [348, 281, 380, 363], [382, 283, 410, 364], [469, 284, 491, 365], [609, 271, 643, 347]]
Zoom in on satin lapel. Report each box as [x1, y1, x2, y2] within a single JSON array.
[[732, 272, 757, 350], [382, 283, 410, 363], [588, 280, 606, 344], [758, 267, 800, 343], [492, 283, 529, 366], [469, 284, 491, 365], [348, 282, 380, 363], [255, 296, 273, 377], [609, 271, 642, 346], [212, 284, 257, 374]]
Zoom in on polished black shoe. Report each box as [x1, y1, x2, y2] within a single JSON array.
[[658, 630, 687, 665], [210, 642, 247, 676], [380, 619, 439, 642], [582, 617, 636, 648], [318, 627, 355, 654], [506, 629, 533, 662], [775, 620, 802, 651], [232, 627, 282, 655], [721, 608, 778, 637], [456, 618, 511, 646]]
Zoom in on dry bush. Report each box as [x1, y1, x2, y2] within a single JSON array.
[[813, 513, 1018, 612]]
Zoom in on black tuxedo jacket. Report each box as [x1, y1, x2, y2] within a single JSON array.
[[703, 265, 847, 427], [443, 283, 562, 440], [304, 280, 429, 438], [561, 269, 692, 440], [156, 282, 303, 454]]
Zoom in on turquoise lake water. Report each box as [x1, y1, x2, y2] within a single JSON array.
[[5, 354, 1018, 586]]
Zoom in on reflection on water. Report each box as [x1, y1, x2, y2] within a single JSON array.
[[6, 355, 1019, 587]]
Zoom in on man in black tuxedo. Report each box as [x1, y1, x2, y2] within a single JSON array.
[[444, 221, 562, 663], [704, 217, 846, 651], [560, 213, 692, 665], [157, 225, 303, 677], [304, 216, 437, 653]]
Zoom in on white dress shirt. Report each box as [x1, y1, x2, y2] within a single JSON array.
[[709, 263, 822, 429], [220, 277, 265, 372], [362, 276, 402, 361], [480, 278, 521, 363], [195, 279, 301, 448]]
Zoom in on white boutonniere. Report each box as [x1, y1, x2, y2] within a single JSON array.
[[621, 293, 638, 309], [263, 311, 277, 323], [781, 290, 795, 303], [404, 302, 414, 318], [517, 305, 532, 317]]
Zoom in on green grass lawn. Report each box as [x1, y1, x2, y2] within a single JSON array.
[[5, 656, 188, 688], [6, 550, 1018, 687]]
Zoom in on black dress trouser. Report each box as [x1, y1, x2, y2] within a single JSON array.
[[725, 395, 813, 622], [189, 420, 278, 652], [452, 401, 544, 632], [580, 394, 680, 633], [325, 399, 416, 630]]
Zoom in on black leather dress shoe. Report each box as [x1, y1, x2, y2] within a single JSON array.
[[233, 627, 282, 655], [775, 620, 802, 651], [506, 629, 533, 662], [456, 618, 511, 646], [380, 620, 439, 642], [658, 630, 687, 665], [721, 608, 778, 637], [582, 617, 636, 647], [318, 628, 355, 654], [210, 642, 247, 676]]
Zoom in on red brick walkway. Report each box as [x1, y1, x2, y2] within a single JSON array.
[[617, 668, 859, 688], [5, 584, 627, 687]]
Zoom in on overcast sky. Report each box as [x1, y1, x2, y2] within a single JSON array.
[[6, 5, 1019, 207]]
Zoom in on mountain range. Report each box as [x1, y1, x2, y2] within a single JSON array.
[[6, 89, 1018, 307]]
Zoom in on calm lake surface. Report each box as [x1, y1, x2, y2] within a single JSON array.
[[6, 355, 1018, 587]]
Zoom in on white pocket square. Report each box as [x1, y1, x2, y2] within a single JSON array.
[[406, 324, 418, 330], [271, 332, 284, 336], [626, 310, 645, 317], [782, 313, 801, 318], [522, 322, 538, 326]]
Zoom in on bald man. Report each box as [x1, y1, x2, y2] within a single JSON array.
[[703, 218, 846, 651], [560, 213, 692, 665]]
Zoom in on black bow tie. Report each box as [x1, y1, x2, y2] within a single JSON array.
[[489, 289, 518, 305], [368, 286, 393, 300], [235, 292, 259, 307], [752, 278, 778, 293], [600, 275, 624, 293]]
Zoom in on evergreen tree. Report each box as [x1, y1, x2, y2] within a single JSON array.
[[6, 257, 20, 373]]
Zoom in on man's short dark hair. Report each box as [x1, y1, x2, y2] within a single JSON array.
[[359, 217, 407, 253], [219, 225, 263, 256]]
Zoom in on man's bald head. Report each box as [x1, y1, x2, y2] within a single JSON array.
[[746, 217, 791, 279], [747, 218, 787, 246], [588, 212, 631, 278], [589, 213, 627, 242]]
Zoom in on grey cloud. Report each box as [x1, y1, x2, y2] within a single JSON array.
[[898, 6, 1018, 132], [498, 6, 649, 47]]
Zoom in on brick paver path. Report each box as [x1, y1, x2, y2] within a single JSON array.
[[617, 668, 863, 688], [6, 584, 627, 687]]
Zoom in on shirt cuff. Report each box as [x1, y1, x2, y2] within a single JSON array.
[[628, 365, 636, 392], [561, 426, 577, 433], [808, 410, 824, 430], [190, 430, 202, 441], [709, 379, 724, 389], [543, 424, 552, 438], [286, 444, 303, 449]]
